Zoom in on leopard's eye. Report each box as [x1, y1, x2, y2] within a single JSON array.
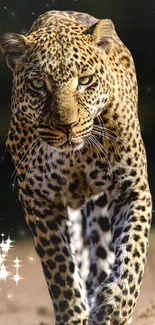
[[31, 79, 45, 89], [78, 75, 93, 86]]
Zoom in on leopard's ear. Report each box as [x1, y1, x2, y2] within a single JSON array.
[[0, 33, 30, 71], [85, 19, 114, 53]]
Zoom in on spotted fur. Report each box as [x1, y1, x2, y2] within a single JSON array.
[[0, 10, 152, 325]]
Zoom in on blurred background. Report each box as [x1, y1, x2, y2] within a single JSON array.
[[0, 0, 155, 237]]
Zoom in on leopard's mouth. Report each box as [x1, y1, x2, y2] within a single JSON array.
[[38, 124, 91, 151], [39, 132, 85, 151]]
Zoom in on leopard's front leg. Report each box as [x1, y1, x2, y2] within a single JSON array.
[[89, 184, 152, 325], [23, 195, 89, 325]]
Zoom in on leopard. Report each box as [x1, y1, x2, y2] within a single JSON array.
[[0, 10, 152, 325]]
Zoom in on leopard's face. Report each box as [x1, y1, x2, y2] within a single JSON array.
[[1, 19, 115, 152]]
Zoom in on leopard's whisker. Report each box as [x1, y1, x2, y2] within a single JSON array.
[[85, 136, 93, 157], [93, 124, 127, 146], [24, 138, 43, 183], [89, 134, 113, 175], [0, 136, 7, 143], [43, 142, 49, 185], [11, 137, 40, 182], [89, 134, 102, 159], [92, 130, 122, 148]]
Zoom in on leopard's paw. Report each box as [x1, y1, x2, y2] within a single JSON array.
[[88, 282, 133, 325]]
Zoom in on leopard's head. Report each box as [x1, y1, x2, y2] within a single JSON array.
[[0, 18, 116, 152]]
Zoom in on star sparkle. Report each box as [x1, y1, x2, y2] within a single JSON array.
[[0, 234, 23, 290], [0, 264, 11, 280], [13, 256, 22, 268], [11, 273, 23, 285]]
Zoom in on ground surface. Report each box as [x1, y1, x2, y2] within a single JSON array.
[[1, 233, 155, 325]]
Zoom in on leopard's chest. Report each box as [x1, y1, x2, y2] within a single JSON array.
[[19, 150, 114, 209]]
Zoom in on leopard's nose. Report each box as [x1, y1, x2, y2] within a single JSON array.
[[55, 121, 78, 134]]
